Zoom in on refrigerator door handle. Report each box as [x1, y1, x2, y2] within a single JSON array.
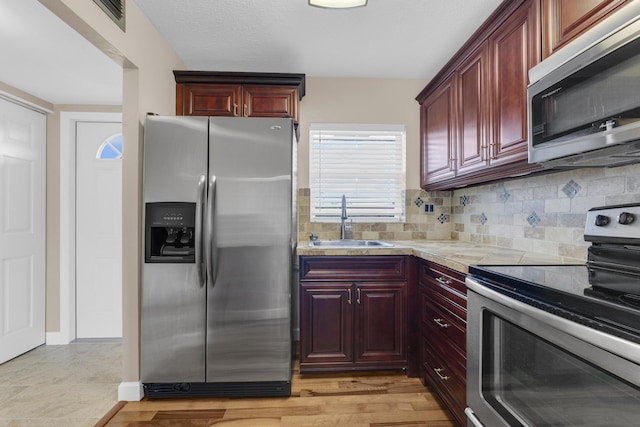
[[195, 175, 206, 287], [206, 174, 217, 287]]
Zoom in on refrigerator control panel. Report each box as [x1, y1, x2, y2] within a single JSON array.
[[145, 202, 196, 263]]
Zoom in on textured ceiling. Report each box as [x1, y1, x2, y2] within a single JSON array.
[[134, 0, 503, 79], [1, 0, 504, 106]]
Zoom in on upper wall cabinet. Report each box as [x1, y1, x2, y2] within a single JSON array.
[[417, 0, 541, 190], [488, 0, 541, 167], [174, 71, 305, 123], [541, 0, 630, 59], [420, 76, 456, 184], [417, 0, 632, 191]]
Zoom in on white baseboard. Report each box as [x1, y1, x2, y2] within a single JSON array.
[[45, 332, 70, 345], [118, 381, 143, 401]]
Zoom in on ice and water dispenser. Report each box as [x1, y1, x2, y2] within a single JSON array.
[[145, 202, 196, 263]]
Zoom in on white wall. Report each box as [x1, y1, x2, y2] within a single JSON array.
[[38, 0, 184, 395]]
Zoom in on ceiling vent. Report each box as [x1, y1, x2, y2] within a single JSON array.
[[94, 0, 125, 31]]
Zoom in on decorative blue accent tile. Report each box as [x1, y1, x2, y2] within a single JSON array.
[[562, 179, 582, 199], [460, 195, 470, 206], [527, 212, 541, 227], [499, 189, 511, 203], [438, 213, 449, 224], [479, 212, 488, 225], [414, 197, 424, 207]]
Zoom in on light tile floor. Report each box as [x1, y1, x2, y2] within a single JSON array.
[[0, 341, 121, 427]]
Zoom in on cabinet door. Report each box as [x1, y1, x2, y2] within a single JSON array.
[[242, 86, 298, 121], [420, 76, 456, 186], [542, 0, 629, 58], [355, 283, 406, 364], [456, 43, 489, 176], [489, 0, 540, 166], [176, 84, 242, 116], [299, 283, 353, 365]]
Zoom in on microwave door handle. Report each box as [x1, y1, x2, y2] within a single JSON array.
[[206, 175, 217, 287], [195, 175, 206, 287]]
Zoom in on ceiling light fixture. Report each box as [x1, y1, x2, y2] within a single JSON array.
[[309, 0, 367, 9]]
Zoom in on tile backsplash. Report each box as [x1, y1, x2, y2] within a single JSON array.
[[299, 163, 640, 262], [298, 189, 452, 242], [452, 164, 640, 262]]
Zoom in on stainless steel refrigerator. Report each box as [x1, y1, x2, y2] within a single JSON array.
[[140, 115, 297, 398]]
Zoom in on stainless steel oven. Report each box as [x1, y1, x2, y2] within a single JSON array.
[[465, 204, 640, 427]]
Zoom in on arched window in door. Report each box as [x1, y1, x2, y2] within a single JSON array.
[[96, 133, 123, 159]]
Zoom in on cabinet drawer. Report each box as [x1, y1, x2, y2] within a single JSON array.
[[419, 261, 466, 294], [422, 282, 467, 325], [421, 337, 466, 426], [300, 256, 407, 281], [420, 267, 467, 317], [421, 297, 466, 353]]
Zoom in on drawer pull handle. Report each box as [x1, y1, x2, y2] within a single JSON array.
[[347, 289, 352, 305], [434, 368, 450, 381], [435, 276, 451, 285], [357, 288, 361, 304], [434, 318, 450, 328]]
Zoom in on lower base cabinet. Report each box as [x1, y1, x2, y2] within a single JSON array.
[[299, 256, 409, 373], [418, 259, 468, 427]]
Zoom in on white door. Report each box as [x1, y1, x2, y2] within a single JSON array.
[[0, 98, 46, 364], [75, 121, 122, 339]]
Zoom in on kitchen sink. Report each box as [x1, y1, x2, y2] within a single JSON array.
[[310, 239, 394, 248]]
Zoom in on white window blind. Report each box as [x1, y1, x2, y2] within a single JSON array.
[[309, 124, 406, 223]]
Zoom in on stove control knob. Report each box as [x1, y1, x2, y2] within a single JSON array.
[[595, 215, 610, 226], [618, 211, 635, 225]]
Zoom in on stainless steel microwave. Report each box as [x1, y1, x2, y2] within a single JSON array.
[[528, 2, 640, 169]]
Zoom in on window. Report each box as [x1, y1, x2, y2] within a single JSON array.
[[309, 124, 406, 223], [96, 133, 123, 160]]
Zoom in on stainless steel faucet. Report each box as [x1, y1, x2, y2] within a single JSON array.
[[340, 194, 351, 240]]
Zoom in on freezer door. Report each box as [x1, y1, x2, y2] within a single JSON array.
[[141, 116, 208, 383], [143, 115, 209, 203], [206, 117, 294, 382]]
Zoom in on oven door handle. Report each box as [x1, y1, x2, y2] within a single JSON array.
[[465, 408, 484, 427], [466, 276, 640, 366]]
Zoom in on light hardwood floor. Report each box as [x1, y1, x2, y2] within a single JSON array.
[[100, 366, 456, 427]]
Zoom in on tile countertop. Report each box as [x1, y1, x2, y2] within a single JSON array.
[[296, 240, 585, 275]]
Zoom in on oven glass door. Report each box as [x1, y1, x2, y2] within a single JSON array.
[[466, 279, 640, 427], [483, 312, 640, 426]]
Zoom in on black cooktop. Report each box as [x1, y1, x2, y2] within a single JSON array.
[[468, 264, 640, 341]]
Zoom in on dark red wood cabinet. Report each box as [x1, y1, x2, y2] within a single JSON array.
[[418, 259, 467, 427], [541, 0, 630, 59], [299, 256, 410, 373], [488, 0, 540, 167], [417, 0, 634, 191], [174, 71, 305, 123], [420, 76, 456, 185], [417, 0, 541, 190]]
